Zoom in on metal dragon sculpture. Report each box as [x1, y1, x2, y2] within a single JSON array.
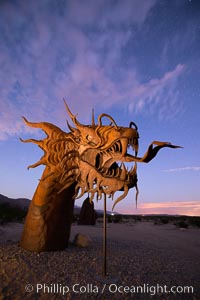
[[20, 100, 180, 252]]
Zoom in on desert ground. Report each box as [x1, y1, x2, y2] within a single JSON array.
[[0, 221, 199, 299]]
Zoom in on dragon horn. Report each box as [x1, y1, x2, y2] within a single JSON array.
[[97, 113, 118, 128], [67, 121, 77, 133], [63, 98, 81, 128]]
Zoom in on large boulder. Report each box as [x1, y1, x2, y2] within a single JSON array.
[[78, 197, 96, 225], [73, 233, 92, 248]]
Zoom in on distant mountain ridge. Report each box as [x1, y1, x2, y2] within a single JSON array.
[[0, 193, 81, 214], [0, 194, 30, 210]]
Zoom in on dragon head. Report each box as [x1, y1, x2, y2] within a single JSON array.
[[64, 102, 140, 209], [21, 100, 181, 210]]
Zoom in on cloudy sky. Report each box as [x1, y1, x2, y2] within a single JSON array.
[[0, 0, 200, 215]]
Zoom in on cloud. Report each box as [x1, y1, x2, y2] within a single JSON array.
[[0, 0, 186, 140], [66, 0, 156, 27], [122, 201, 200, 216], [160, 13, 200, 69], [127, 64, 185, 119], [163, 166, 200, 172]]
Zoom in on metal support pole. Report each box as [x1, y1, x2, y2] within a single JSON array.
[[103, 193, 107, 277], [95, 193, 118, 283]]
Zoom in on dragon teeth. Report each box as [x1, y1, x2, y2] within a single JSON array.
[[120, 162, 127, 180], [120, 139, 127, 157], [115, 168, 120, 177], [111, 169, 115, 177], [118, 141, 122, 152]]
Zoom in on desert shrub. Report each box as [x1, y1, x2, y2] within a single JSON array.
[[112, 214, 122, 223], [176, 220, 189, 229], [154, 219, 161, 225], [154, 216, 170, 225], [188, 217, 200, 228], [73, 215, 78, 223], [160, 217, 169, 224], [0, 203, 27, 224], [96, 218, 103, 223], [107, 215, 112, 223]]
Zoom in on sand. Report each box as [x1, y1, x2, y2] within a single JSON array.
[[0, 221, 199, 299]]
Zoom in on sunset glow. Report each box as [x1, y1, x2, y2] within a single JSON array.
[[121, 201, 200, 216]]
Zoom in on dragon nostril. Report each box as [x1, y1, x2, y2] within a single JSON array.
[[95, 153, 101, 169]]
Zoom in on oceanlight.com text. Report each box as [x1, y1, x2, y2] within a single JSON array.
[[108, 283, 194, 295]]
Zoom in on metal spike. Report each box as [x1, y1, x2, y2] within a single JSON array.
[[105, 168, 110, 175], [27, 158, 46, 169], [22, 116, 60, 137], [57, 178, 75, 194], [120, 163, 126, 180], [20, 138, 44, 150], [97, 113, 118, 128], [112, 185, 128, 210], [129, 166, 134, 174], [135, 183, 139, 208], [115, 168, 120, 178], [63, 98, 81, 127], [92, 108, 95, 127], [118, 141, 122, 153], [75, 187, 86, 199], [67, 121, 76, 133], [110, 169, 115, 177], [133, 162, 137, 173]]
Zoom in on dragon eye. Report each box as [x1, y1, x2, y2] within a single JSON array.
[[86, 135, 93, 141]]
